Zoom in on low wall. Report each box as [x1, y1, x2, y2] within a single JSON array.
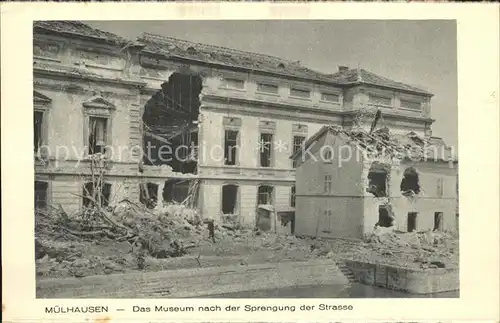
[[343, 259, 459, 294], [37, 259, 348, 298]]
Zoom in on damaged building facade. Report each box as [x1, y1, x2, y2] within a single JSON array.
[[33, 21, 450, 231], [292, 125, 458, 239]]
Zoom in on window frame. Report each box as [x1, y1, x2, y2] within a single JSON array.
[[290, 186, 296, 207], [400, 99, 422, 111], [368, 93, 393, 107], [292, 135, 306, 168], [224, 129, 240, 166], [259, 132, 274, 168], [221, 183, 240, 215], [257, 185, 274, 205], [320, 92, 341, 103], [256, 82, 279, 95], [289, 87, 311, 99], [324, 174, 333, 193], [220, 77, 245, 90], [82, 181, 112, 208], [82, 96, 115, 158]]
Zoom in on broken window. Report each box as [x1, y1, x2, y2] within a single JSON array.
[[367, 163, 389, 197], [83, 182, 111, 208], [407, 212, 418, 232], [434, 212, 444, 231], [140, 183, 159, 209], [35, 181, 48, 210], [224, 130, 239, 166], [324, 175, 332, 193], [34, 111, 44, 154], [400, 167, 421, 196], [256, 82, 278, 94], [292, 135, 305, 168], [290, 88, 310, 99], [321, 92, 340, 103], [88, 116, 108, 155], [142, 72, 202, 174], [222, 184, 239, 214], [260, 133, 273, 167], [163, 179, 190, 203], [257, 185, 273, 205], [377, 205, 393, 227]]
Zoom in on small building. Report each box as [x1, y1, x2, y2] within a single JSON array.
[[291, 125, 458, 240]]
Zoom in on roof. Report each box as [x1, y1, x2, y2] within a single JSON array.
[[291, 125, 455, 163], [33, 21, 127, 45], [328, 68, 432, 96], [137, 33, 336, 84], [33, 21, 432, 96]]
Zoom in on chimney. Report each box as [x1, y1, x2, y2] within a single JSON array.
[[338, 66, 349, 73]]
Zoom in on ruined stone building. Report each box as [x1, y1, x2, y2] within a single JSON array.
[[291, 125, 458, 239], [33, 21, 449, 230]]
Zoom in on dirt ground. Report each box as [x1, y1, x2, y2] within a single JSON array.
[[35, 202, 459, 279]]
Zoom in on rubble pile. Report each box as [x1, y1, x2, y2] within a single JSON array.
[[35, 201, 209, 278], [360, 228, 459, 269]]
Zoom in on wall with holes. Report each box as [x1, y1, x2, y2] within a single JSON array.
[[363, 160, 458, 233]]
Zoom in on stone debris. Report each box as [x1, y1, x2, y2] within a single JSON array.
[[35, 203, 458, 278]]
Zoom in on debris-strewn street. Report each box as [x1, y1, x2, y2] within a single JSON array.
[[35, 202, 458, 279]]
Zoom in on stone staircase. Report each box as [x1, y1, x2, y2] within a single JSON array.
[[335, 259, 356, 283]]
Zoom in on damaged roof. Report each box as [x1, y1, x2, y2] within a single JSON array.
[[33, 21, 432, 96], [291, 125, 455, 163], [33, 21, 128, 45], [137, 33, 336, 83], [327, 68, 432, 96]]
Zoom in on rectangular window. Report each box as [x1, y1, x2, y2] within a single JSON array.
[[139, 183, 159, 209], [88, 116, 108, 155], [224, 130, 239, 166], [400, 99, 422, 110], [292, 135, 306, 168], [321, 92, 340, 103], [407, 212, 418, 232], [290, 88, 310, 99], [221, 78, 245, 90], [257, 83, 279, 94], [434, 212, 444, 231], [369, 94, 392, 106], [34, 181, 48, 210], [322, 210, 333, 233], [258, 185, 273, 205], [290, 186, 296, 207], [83, 182, 111, 208], [324, 175, 332, 193], [222, 184, 239, 214], [260, 133, 273, 167], [34, 111, 44, 154]]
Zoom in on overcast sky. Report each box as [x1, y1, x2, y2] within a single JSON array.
[[87, 20, 457, 148]]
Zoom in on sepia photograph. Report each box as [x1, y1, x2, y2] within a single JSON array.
[[31, 19, 461, 299]]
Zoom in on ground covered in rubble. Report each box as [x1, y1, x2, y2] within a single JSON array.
[[35, 202, 458, 279]]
